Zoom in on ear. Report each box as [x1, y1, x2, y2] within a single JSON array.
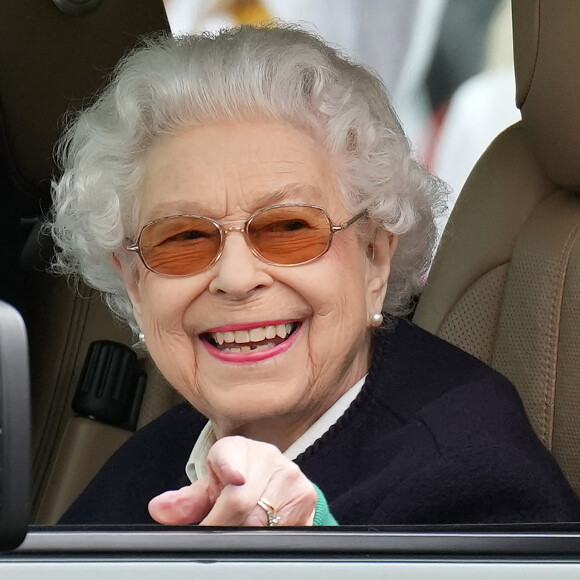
[[111, 253, 144, 329], [365, 229, 398, 315]]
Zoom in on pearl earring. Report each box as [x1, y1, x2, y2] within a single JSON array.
[[369, 313, 383, 328], [138, 332, 146, 344]]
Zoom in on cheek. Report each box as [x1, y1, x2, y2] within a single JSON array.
[[137, 280, 204, 404], [301, 241, 369, 350], [139, 286, 183, 333], [316, 238, 368, 312], [135, 275, 208, 372], [137, 273, 207, 323]]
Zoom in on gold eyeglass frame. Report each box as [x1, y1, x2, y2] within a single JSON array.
[[126, 203, 366, 276]]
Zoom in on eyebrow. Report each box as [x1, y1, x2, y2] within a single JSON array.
[[145, 183, 324, 221], [247, 184, 323, 211]]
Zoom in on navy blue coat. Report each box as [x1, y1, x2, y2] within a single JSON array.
[[60, 319, 580, 525]]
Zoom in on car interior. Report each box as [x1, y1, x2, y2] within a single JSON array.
[[0, 0, 177, 526], [0, 0, 579, 554], [414, 0, 580, 497]]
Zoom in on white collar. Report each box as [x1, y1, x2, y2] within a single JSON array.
[[185, 375, 367, 483]]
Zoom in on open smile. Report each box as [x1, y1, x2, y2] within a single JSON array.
[[200, 320, 302, 362]]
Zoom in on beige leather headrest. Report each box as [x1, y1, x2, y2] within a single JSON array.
[[0, 1, 169, 216], [513, 0, 580, 190]]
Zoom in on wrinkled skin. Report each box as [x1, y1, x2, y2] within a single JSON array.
[[148, 436, 318, 526], [115, 121, 397, 525]]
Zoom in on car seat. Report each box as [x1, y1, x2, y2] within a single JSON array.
[[414, 0, 580, 496], [0, 1, 178, 524]]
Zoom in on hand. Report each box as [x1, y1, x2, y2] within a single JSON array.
[[148, 435, 318, 526]]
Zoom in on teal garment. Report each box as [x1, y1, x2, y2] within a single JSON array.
[[312, 483, 338, 526]]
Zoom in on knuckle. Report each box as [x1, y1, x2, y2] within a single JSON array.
[[276, 459, 303, 482], [224, 489, 254, 516], [286, 461, 302, 477], [303, 484, 318, 507], [251, 439, 279, 457], [211, 435, 242, 454], [293, 480, 318, 507]]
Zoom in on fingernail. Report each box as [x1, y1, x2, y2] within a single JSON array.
[[231, 469, 246, 486]]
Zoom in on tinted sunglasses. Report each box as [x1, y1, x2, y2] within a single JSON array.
[[126, 203, 366, 276]]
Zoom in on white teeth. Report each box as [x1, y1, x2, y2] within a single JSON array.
[[222, 343, 277, 353], [249, 327, 266, 342], [210, 323, 296, 346], [234, 329, 250, 343]]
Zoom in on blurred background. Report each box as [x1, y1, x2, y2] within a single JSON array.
[[163, 0, 519, 234]]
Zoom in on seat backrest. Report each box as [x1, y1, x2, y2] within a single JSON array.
[[0, 1, 176, 523], [414, 0, 580, 495]]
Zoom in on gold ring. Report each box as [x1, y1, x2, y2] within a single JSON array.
[[257, 497, 281, 526]]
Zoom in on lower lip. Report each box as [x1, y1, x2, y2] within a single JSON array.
[[202, 323, 302, 364]]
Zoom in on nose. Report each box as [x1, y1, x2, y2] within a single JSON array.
[[208, 230, 272, 298]]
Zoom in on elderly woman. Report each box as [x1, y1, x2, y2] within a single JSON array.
[[51, 25, 580, 527]]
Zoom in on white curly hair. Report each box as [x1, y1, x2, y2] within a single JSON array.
[[49, 24, 447, 334]]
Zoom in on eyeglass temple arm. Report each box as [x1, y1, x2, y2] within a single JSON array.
[[331, 210, 367, 232], [125, 239, 139, 252]]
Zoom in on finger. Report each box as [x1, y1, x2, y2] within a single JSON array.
[[148, 482, 214, 525], [199, 482, 263, 526], [202, 457, 317, 527], [200, 437, 280, 526], [244, 465, 318, 527], [207, 455, 246, 487], [201, 476, 317, 527], [206, 436, 263, 488], [199, 438, 275, 526], [200, 436, 318, 526], [272, 477, 318, 526]]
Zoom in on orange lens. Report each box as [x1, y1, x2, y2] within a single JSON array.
[[139, 216, 222, 275], [247, 206, 331, 265]]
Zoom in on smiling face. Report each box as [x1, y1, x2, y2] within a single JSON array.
[[117, 121, 396, 450]]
